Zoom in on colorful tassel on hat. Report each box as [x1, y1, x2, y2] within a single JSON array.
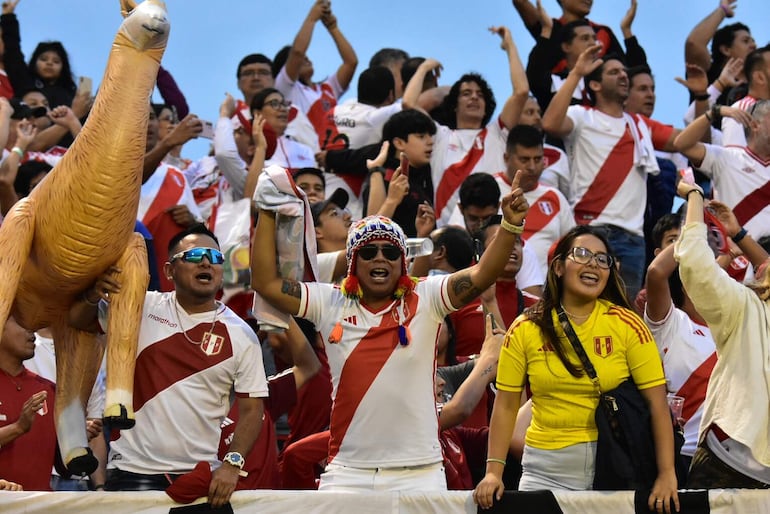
[[328, 322, 343, 344]]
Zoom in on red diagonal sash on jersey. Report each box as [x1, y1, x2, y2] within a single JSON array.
[[307, 83, 339, 150], [523, 189, 561, 240], [731, 181, 770, 227], [573, 125, 635, 224], [435, 128, 489, 219], [328, 294, 417, 462], [133, 320, 233, 412], [139, 166, 186, 225], [675, 351, 717, 423]]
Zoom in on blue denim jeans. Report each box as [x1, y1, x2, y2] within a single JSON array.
[[595, 224, 645, 302]]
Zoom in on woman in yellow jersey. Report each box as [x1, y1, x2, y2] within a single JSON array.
[[474, 226, 679, 513]]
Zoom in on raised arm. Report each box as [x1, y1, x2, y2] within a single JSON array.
[[143, 113, 202, 182], [685, 0, 737, 72], [541, 43, 603, 138], [673, 105, 751, 165], [447, 171, 529, 308], [439, 314, 503, 430], [364, 142, 389, 216], [511, 0, 541, 37], [214, 94, 249, 199], [322, 7, 358, 91], [491, 26, 530, 130], [251, 208, 303, 315], [284, 0, 327, 82], [244, 114, 267, 201], [0, 118, 35, 216], [644, 244, 676, 322], [402, 59, 442, 112], [708, 200, 770, 268]]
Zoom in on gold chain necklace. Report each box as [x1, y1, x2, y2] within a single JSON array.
[[1, 368, 23, 391], [560, 303, 591, 321], [173, 295, 219, 344]]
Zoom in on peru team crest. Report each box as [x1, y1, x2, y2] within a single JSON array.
[[537, 200, 554, 215], [201, 332, 224, 356], [593, 336, 613, 358]]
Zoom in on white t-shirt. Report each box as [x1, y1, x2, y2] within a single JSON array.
[[700, 144, 770, 239], [644, 304, 717, 457], [331, 99, 402, 150], [275, 67, 346, 151], [265, 136, 317, 171], [431, 118, 508, 226], [564, 106, 666, 235], [297, 276, 456, 468], [721, 95, 757, 148], [496, 174, 575, 278], [539, 143, 573, 203], [316, 251, 342, 283], [106, 292, 268, 474]]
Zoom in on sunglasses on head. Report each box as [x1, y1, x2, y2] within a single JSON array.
[[170, 247, 225, 265], [357, 244, 402, 261]]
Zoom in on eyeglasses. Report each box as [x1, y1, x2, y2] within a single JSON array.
[[170, 247, 225, 265], [263, 99, 291, 110], [240, 69, 272, 78], [566, 247, 614, 269], [357, 244, 402, 261]]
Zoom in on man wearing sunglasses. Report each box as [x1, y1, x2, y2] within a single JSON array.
[[70, 225, 268, 508], [252, 170, 529, 492]]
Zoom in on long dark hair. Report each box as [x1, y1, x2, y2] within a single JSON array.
[[28, 41, 76, 91], [527, 225, 629, 377]]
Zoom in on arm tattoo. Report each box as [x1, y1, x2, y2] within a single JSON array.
[[451, 270, 484, 305], [281, 279, 302, 299]]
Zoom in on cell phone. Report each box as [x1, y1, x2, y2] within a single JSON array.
[[481, 305, 498, 330], [679, 167, 695, 186], [399, 153, 410, 177], [199, 119, 215, 139], [77, 76, 93, 96]]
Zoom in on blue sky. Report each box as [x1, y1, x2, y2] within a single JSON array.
[[17, 0, 770, 157]]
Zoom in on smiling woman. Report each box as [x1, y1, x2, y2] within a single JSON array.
[[474, 225, 679, 511]]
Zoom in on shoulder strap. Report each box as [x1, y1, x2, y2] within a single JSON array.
[[556, 306, 601, 390]]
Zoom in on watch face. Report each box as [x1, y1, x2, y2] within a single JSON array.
[[229, 454, 242, 463]]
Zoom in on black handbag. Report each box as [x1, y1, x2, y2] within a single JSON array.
[[556, 307, 686, 491]]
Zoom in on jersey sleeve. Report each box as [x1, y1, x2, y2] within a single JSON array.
[[232, 323, 269, 398], [275, 66, 296, 99], [644, 301, 676, 360], [496, 316, 530, 393], [697, 143, 726, 179], [424, 274, 459, 320], [297, 281, 336, 327], [324, 73, 346, 100], [623, 309, 666, 390], [640, 115, 675, 150]]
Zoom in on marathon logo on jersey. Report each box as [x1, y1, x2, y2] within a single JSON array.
[[201, 332, 224, 356], [537, 200, 554, 216], [594, 336, 613, 358], [38, 399, 48, 416]]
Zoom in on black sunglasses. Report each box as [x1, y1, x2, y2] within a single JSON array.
[[358, 244, 401, 261]]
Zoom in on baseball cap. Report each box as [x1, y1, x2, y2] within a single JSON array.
[[310, 188, 349, 225]]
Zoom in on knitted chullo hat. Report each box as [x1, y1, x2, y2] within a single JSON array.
[[334, 215, 417, 345], [344, 215, 408, 280]]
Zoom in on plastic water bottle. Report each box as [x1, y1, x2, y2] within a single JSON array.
[[405, 238, 434, 259]]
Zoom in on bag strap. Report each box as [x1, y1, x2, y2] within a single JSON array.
[[556, 306, 602, 391]]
